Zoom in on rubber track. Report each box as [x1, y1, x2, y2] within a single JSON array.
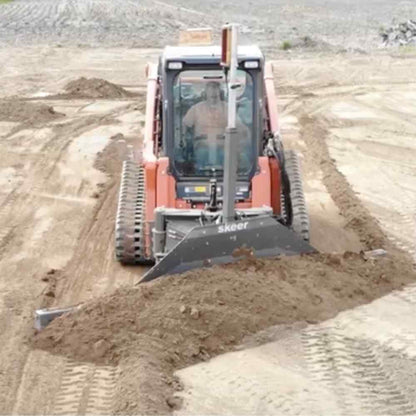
[[284, 150, 310, 242], [115, 160, 150, 264]]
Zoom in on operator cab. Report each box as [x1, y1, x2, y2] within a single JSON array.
[[161, 45, 264, 191]]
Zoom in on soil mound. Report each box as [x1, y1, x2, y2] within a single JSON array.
[[62, 77, 134, 99], [0, 99, 64, 124], [33, 252, 415, 366], [32, 251, 415, 412]]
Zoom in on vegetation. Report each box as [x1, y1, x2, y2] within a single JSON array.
[[0, 0, 14, 4], [281, 40, 292, 51], [399, 44, 416, 55]]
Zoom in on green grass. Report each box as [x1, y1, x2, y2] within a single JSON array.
[[281, 40, 292, 51], [399, 45, 416, 55], [0, 0, 14, 4]]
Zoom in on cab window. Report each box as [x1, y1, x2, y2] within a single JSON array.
[[173, 69, 254, 177]]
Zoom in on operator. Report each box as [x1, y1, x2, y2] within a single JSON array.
[[183, 81, 249, 169]]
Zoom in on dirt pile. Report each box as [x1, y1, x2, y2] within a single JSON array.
[[62, 77, 135, 99], [33, 251, 416, 414], [0, 99, 64, 124]]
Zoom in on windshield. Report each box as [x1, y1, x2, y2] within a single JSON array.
[[173, 69, 254, 178]]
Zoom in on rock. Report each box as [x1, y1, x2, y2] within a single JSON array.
[[179, 305, 187, 314], [381, 21, 416, 47], [166, 396, 182, 409], [152, 329, 161, 338], [408, 20, 416, 31], [93, 339, 110, 358], [190, 307, 200, 319], [363, 249, 387, 260], [110, 133, 124, 141]]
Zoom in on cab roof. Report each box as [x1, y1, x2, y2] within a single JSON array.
[[162, 45, 263, 66]]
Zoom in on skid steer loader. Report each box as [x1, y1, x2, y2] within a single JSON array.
[[34, 25, 316, 330], [116, 25, 315, 282]]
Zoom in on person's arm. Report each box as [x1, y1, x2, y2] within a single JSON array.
[[183, 105, 195, 128]]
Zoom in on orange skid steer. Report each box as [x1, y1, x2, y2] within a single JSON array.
[[115, 25, 315, 282], [34, 26, 315, 330]]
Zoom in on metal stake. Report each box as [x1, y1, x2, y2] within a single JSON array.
[[223, 23, 239, 222]]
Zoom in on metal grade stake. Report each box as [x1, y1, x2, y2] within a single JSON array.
[[223, 23, 239, 223], [223, 127, 238, 222]]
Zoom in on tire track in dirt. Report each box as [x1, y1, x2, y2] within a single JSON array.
[[84, 365, 118, 415], [52, 360, 117, 415], [175, 57, 416, 416], [52, 361, 91, 415], [295, 89, 416, 414], [0, 189, 20, 257], [0, 91, 144, 413], [277, 100, 363, 253], [378, 187, 416, 263], [302, 317, 416, 415], [278, 63, 416, 261], [297, 114, 387, 250]]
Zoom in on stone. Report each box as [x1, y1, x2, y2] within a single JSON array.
[[190, 307, 200, 319], [93, 339, 109, 357]]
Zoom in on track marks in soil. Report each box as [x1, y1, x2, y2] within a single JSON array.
[[298, 115, 386, 250], [0, 0, 211, 47], [0, 190, 19, 257], [52, 360, 117, 415], [0, 97, 143, 414], [279, 68, 416, 260], [303, 325, 416, 415]]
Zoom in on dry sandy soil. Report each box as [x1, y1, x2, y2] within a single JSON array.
[[0, 40, 415, 416], [1, 0, 416, 51]]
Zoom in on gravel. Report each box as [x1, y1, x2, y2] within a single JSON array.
[[380, 19, 416, 47], [0, 0, 415, 51]]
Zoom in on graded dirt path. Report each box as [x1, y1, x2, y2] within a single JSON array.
[[175, 54, 416, 415]]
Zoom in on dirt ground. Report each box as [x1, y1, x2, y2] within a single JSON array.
[[173, 55, 416, 414], [1, 0, 416, 52], [0, 45, 415, 415]]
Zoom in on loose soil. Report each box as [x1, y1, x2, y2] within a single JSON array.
[[60, 77, 136, 99], [0, 99, 64, 124], [33, 249, 416, 414], [299, 114, 387, 250], [0, 49, 415, 415]]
